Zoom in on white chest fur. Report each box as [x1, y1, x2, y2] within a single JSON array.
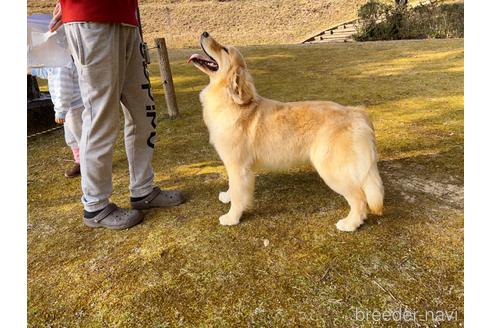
[[200, 87, 240, 148]]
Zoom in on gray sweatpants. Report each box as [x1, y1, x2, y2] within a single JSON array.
[[65, 23, 157, 212]]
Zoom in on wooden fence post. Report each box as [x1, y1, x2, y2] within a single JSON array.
[[155, 37, 179, 119]]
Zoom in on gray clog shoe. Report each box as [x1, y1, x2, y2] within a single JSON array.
[[131, 187, 185, 210], [83, 203, 143, 230]]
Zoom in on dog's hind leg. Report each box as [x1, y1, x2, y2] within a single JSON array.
[[334, 189, 367, 232], [218, 163, 255, 226], [318, 170, 367, 231], [311, 152, 368, 232]]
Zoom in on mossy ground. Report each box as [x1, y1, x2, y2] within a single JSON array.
[[27, 39, 463, 327]]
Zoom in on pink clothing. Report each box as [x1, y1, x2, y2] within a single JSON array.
[[71, 147, 80, 164]]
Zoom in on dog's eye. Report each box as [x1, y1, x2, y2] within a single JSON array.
[[222, 47, 229, 54]]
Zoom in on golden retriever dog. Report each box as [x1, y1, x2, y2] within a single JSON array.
[[188, 32, 384, 231]]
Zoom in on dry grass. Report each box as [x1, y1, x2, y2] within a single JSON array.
[[28, 38, 463, 327], [28, 0, 369, 47], [27, 0, 464, 48]]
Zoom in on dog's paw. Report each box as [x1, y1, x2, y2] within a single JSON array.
[[335, 218, 361, 232], [218, 191, 231, 204], [219, 214, 240, 226]]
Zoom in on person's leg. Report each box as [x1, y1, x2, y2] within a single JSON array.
[[119, 27, 185, 209], [51, 66, 77, 161], [63, 122, 77, 152], [63, 23, 143, 229], [119, 27, 155, 199], [71, 147, 80, 164], [63, 115, 81, 177], [66, 61, 84, 167], [63, 106, 83, 177], [68, 61, 84, 147], [64, 23, 122, 213], [64, 106, 83, 147]]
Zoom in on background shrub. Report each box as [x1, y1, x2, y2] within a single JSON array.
[[354, 0, 464, 41]]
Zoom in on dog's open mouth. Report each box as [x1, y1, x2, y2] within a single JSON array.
[[187, 54, 218, 71], [188, 42, 218, 71]]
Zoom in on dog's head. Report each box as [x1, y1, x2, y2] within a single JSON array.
[[188, 32, 257, 105]]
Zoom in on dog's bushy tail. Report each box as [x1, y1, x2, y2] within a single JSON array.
[[362, 164, 384, 215], [351, 106, 384, 215]]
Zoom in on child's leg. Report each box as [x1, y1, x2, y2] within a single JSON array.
[[71, 147, 80, 164], [63, 123, 81, 177], [64, 106, 83, 147], [63, 118, 80, 164], [64, 123, 77, 152]]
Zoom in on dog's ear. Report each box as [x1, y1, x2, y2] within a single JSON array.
[[228, 67, 255, 105]]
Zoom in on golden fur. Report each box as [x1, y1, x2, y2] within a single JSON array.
[[189, 34, 384, 231]]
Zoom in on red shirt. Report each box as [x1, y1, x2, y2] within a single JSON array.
[[60, 0, 138, 26]]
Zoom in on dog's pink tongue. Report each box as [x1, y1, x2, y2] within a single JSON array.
[[187, 54, 207, 64]]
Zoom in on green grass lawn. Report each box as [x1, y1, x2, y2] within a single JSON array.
[[27, 39, 463, 327]]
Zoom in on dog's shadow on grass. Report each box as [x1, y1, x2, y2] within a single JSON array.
[[188, 148, 464, 227]]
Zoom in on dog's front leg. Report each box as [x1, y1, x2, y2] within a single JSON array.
[[219, 164, 255, 226]]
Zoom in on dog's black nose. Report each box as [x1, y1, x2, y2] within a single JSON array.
[[202, 32, 209, 38]]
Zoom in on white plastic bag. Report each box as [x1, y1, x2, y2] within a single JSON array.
[[27, 14, 72, 68]]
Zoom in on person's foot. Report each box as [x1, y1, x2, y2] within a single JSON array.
[[83, 203, 143, 230], [131, 187, 185, 210], [64, 163, 80, 178]]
